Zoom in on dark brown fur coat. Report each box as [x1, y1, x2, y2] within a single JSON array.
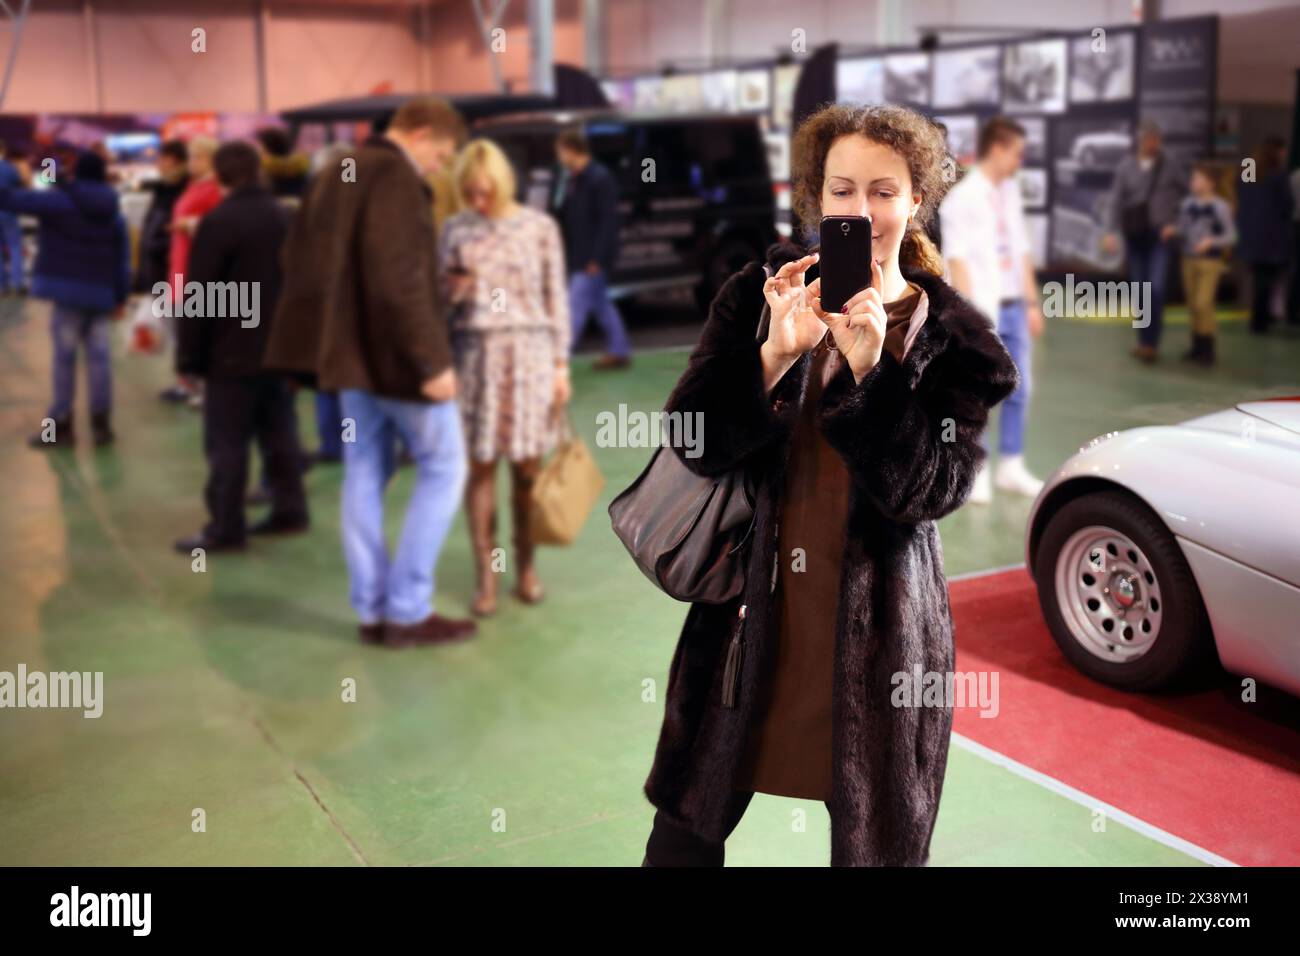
[[641, 241, 1019, 865]]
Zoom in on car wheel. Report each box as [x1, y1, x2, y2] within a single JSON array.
[[1034, 490, 1217, 692], [696, 237, 762, 313]]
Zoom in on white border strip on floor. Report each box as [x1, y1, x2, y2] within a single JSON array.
[[945, 562, 1238, 867], [951, 733, 1239, 867]]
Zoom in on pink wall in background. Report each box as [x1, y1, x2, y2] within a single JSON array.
[[0, 0, 584, 115]]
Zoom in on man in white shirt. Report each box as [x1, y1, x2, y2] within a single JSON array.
[[938, 116, 1044, 502]]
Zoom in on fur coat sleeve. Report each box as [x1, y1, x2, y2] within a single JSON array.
[[661, 261, 800, 477], [817, 283, 1020, 524]]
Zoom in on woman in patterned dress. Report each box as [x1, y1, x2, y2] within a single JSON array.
[[440, 139, 572, 616]]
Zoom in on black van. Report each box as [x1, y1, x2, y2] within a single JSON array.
[[474, 109, 778, 310]]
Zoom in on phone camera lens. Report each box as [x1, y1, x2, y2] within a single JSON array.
[[841, 222, 850, 235]]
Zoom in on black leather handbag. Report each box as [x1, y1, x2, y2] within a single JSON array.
[[608, 274, 774, 604]]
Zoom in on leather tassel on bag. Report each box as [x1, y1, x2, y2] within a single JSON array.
[[721, 603, 747, 709]]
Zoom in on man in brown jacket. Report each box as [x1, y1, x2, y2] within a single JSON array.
[[264, 97, 475, 647]]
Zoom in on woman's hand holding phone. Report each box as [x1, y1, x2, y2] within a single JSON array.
[[807, 257, 886, 384], [761, 253, 826, 357], [759, 253, 826, 393]]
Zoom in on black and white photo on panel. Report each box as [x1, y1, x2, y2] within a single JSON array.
[[1004, 39, 1068, 114]]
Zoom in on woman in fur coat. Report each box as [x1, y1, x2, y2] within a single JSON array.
[[639, 104, 1020, 866]]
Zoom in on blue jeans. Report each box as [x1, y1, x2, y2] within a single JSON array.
[[982, 299, 1031, 457], [338, 390, 468, 626], [1125, 233, 1171, 348], [0, 213, 22, 290], [568, 269, 629, 357], [49, 304, 113, 419], [315, 390, 344, 458], [318, 388, 407, 472]]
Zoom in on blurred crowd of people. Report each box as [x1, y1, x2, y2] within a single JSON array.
[[2, 99, 1296, 645], [2, 96, 631, 647], [936, 113, 1298, 504]]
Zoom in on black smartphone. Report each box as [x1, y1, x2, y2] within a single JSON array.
[[818, 215, 873, 314]]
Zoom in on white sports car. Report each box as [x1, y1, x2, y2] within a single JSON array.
[[1025, 398, 1300, 695]]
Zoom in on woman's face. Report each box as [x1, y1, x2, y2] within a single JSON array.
[[463, 172, 496, 216], [819, 133, 921, 268]]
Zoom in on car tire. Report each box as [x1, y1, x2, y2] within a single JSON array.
[[1034, 490, 1218, 692]]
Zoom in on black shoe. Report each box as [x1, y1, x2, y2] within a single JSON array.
[[1182, 334, 1206, 362], [174, 532, 246, 554], [249, 513, 310, 536], [91, 412, 114, 447], [28, 417, 73, 448], [1196, 335, 1216, 366], [158, 385, 192, 404], [359, 622, 385, 645]]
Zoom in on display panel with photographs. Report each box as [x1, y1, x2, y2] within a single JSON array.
[[1050, 183, 1123, 271], [1018, 168, 1048, 209], [1004, 39, 1067, 114], [1019, 116, 1047, 165], [1070, 30, 1136, 103], [633, 76, 665, 111], [601, 78, 634, 110], [1138, 16, 1217, 165], [763, 131, 790, 181], [771, 63, 801, 129], [885, 52, 931, 107], [1053, 117, 1132, 188], [837, 57, 885, 106], [932, 46, 1000, 109], [601, 15, 1215, 274], [699, 70, 738, 113], [1026, 213, 1049, 268], [737, 68, 771, 112], [933, 114, 978, 167]]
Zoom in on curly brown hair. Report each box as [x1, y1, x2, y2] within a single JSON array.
[[790, 103, 953, 275]]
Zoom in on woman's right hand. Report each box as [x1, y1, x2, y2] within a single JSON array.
[[762, 253, 826, 361]]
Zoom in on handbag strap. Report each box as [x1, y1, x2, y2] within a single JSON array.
[[551, 401, 576, 445]]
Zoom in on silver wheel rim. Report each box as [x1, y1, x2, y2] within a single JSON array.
[[1054, 525, 1163, 663]]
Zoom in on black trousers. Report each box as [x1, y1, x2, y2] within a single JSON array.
[[644, 790, 832, 866], [1288, 223, 1300, 325], [203, 374, 307, 543], [1250, 262, 1284, 332]]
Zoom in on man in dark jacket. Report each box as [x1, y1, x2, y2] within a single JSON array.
[[262, 96, 474, 647], [0, 151, 130, 448], [0, 139, 27, 294], [172, 141, 307, 554], [136, 139, 193, 402], [1101, 120, 1188, 362], [554, 128, 630, 370], [135, 139, 189, 293]]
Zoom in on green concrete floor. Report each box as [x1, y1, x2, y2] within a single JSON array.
[[2, 296, 1297, 866]]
